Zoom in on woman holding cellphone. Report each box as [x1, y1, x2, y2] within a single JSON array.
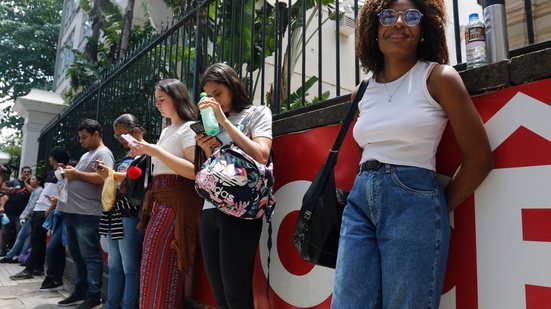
[[131, 79, 203, 308]]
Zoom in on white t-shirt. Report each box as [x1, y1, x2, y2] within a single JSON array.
[[353, 61, 448, 171], [151, 121, 196, 176], [203, 105, 273, 210]]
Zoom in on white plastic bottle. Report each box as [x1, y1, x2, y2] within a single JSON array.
[[465, 13, 487, 69], [199, 92, 220, 136]]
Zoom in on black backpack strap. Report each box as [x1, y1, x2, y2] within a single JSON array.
[[266, 219, 273, 302]]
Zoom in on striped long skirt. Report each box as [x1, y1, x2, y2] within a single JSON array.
[[139, 179, 184, 308]]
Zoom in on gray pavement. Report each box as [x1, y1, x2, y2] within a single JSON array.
[[0, 262, 70, 308]]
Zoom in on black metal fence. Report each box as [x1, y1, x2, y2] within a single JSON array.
[[38, 0, 550, 164]]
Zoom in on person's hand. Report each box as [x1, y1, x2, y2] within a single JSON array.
[[198, 97, 227, 124], [95, 162, 110, 179], [195, 133, 221, 154], [131, 140, 158, 157], [62, 165, 77, 180]]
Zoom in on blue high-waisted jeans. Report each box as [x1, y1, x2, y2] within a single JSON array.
[[332, 163, 450, 309]]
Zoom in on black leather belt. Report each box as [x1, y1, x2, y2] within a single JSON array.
[[359, 160, 381, 173]]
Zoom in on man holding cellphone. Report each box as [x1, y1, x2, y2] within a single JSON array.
[[56, 120, 114, 308]]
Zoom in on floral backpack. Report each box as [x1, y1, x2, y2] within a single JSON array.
[[195, 107, 276, 221]]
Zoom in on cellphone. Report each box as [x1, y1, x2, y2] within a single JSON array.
[[121, 134, 138, 147], [190, 122, 222, 145], [190, 121, 205, 134], [92, 160, 104, 170]]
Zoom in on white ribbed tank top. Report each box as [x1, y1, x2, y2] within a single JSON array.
[[353, 61, 447, 171]]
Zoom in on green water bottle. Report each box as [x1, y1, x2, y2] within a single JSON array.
[[199, 92, 220, 136]]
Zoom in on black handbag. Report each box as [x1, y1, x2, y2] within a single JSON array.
[[124, 155, 152, 208], [292, 79, 369, 268]]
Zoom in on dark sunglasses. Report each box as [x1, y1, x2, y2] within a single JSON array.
[[378, 9, 423, 27]]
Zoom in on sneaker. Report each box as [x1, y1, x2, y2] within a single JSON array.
[[9, 269, 33, 280], [74, 298, 101, 309], [32, 269, 44, 276], [58, 293, 85, 307], [40, 280, 63, 292], [0, 256, 17, 263]]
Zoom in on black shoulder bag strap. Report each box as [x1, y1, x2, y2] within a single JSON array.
[[333, 79, 369, 152], [316, 78, 370, 191]]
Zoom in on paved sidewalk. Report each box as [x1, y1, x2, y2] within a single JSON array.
[[0, 262, 69, 308]]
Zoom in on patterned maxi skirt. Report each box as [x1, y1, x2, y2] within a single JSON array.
[[139, 175, 184, 308]]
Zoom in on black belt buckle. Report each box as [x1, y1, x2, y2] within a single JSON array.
[[359, 160, 381, 173]]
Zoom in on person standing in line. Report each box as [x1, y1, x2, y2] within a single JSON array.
[[0, 203, 32, 264], [9, 175, 47, 279], [132, 79, 203, 308], [39, 149, 71, 291], [57, 119, 114, 309], [96, 114, 146, 309], [0, 166, 32, 256], [0, 174, 41, 264], [195, 63, 273, 309], [331, 1, 494, 308]]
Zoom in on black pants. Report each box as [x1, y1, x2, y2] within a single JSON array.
[[200, 209, 263, 309], [24, 211, 47, 272], [0, 214, 20, 255]]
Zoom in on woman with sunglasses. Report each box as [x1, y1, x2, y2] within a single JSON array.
[[331, 0, 493, 308], [96, 114, 145, 309]]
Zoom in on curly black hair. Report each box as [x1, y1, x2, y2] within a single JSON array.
[[355, 0, 449, 74]]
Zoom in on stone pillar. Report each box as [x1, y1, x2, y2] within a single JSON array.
[[13, 89, 66, 171]]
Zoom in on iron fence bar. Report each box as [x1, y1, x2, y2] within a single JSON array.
[[248, 0, 255, 97], [354, 0, 360, 85], [274, 1, 284, 113], [186, 21, 193, 89], [318, 0, 322, 99], [452, 0, 462, 64], [260, 1, 267, 107], [335, 0, 341, 96], [174, 25, 181, 79], [301, 0, 306, 105], [286, 2, 292, 110], [230, 1, 236, 65], [238, 0, 245, 78], [194, 1, 204, 100], [95, 84, 101, 121], [524, 0, 535, 44], [221, 1, 227, 60], [179, 25, 185, 85], [212, 0, 219, 63]]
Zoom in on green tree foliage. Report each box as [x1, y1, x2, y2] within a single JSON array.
[[0, 134, 22, 171], [0, 0, 63, 132], [64, 0, 156, 100]]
